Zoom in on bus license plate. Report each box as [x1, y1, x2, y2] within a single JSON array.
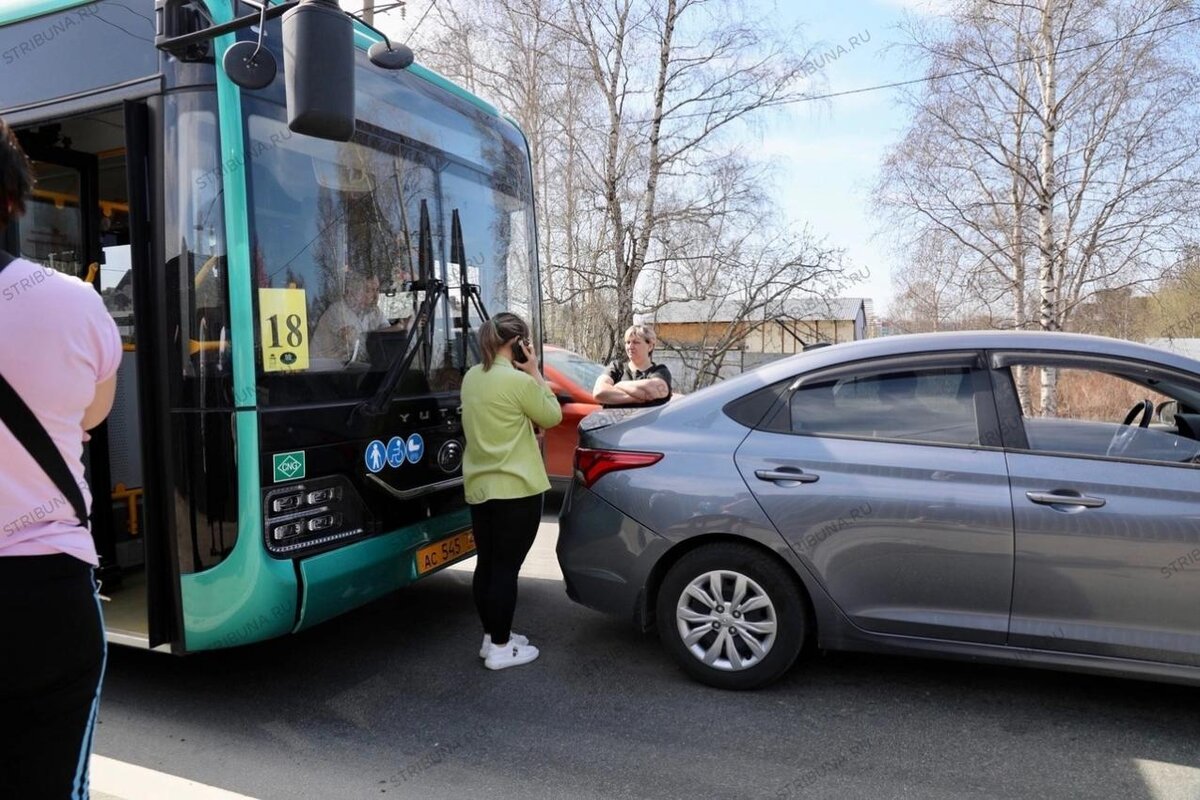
[[416, 530, 476, 575]]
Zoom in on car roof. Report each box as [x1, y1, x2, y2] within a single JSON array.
[[661, 330, 1200, 412]]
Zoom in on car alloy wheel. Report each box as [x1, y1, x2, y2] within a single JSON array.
[[675, 570, 778, 671], [656, 543, 807, 690]]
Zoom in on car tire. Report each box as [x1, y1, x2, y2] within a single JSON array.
[[655, 542, 807, 690]]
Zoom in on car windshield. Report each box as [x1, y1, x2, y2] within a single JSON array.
[[546, 348, 606, 390]]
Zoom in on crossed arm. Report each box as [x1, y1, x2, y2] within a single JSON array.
[[592, 374, 670, 405]]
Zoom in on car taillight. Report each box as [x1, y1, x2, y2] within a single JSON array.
[[574, 448, 663, 489]]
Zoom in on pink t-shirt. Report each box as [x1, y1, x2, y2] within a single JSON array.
[[0, 257, 122, 565]]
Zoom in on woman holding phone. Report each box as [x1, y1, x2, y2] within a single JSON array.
[[460, 312, 562, 669]]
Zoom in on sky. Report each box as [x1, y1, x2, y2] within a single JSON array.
[[359, 0, 942, 316], [750, 0, 936, 316]]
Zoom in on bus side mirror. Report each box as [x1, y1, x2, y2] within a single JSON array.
[[283, 0, 355, 142]]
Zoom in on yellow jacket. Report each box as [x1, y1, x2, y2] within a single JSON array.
[[461, 356, 562, 504]]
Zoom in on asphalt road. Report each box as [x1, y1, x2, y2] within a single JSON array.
[[94, 503, 1200, 800]]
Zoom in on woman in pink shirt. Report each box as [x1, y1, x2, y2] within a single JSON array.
[[0, 118, 122, 799]]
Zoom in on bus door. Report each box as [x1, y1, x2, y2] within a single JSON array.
[[13, 102, 178, 649], [16, 128, 118, 580]]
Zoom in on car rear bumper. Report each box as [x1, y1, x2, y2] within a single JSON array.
[[556, 482, 668, 623]]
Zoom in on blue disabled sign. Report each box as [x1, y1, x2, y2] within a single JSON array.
[[364, 440, 387, 473], [386, 436, 406, 469], [406, 433, 425, 464]]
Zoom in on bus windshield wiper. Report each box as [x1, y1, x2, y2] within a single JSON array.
[[454, 209, 490, 368], [354, 199, 445, 420]]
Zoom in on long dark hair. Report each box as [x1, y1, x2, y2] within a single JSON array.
[[0, 117, 33, 230], [479, 311, 529, 371]]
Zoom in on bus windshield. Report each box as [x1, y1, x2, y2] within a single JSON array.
[[244, 63, 537, 405]]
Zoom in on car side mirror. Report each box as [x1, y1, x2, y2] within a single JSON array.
[[1157, 400, 1179, 426]]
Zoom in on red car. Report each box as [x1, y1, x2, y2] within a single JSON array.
[[541, 345, 605, 485]]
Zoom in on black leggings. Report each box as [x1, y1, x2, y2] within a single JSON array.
[[470, 494, 543, 645], [0, 554, 106, 800]]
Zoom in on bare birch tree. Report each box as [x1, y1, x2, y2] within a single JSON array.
[[888, 228, 991, 332], [561, 0, 818, 347], [647, 197, 845, 390], [876, 0, 1200, 411], [417, 0, 832, 364]]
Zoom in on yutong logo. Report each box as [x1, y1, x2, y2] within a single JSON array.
[[394, 407, 463, 424]]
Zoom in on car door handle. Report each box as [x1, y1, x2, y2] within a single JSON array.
[[1025, 491, 1106, 509], [755, 468, 819, 484]]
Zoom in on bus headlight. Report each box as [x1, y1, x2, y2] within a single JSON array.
[[263, 476, 365, 557]]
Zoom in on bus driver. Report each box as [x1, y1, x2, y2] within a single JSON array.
[[311, 271, 411, 364]]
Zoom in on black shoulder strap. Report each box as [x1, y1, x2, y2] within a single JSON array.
[[0, 253, 91, 528], [0, 374, 90, 528]]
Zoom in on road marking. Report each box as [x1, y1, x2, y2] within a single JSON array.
[[90, 755, 259, 800], [1134, 758, 1200, 800]]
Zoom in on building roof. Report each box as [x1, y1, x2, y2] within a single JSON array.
[[643, 296, 867, 325], [1144, 338, 1200, 361]]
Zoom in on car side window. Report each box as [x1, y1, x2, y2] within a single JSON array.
[[1002, 365, 1200, 467], [724, 378, 794, 429], [787, 366, 983, 446]]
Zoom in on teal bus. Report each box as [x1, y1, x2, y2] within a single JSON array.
[[0, 0, 541, 651]]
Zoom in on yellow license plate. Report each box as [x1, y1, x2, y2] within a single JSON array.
[[416, 530, 476, 575]]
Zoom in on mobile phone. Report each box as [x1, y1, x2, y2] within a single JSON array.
[[512, 339, 529, 364]]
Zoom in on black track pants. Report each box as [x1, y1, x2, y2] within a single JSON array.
[[0, 554, 106, 800]]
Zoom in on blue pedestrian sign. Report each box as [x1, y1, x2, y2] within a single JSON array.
[[386, 436, 406, 469], [365, 440, 387, 473], [406, 433, 425, 464]]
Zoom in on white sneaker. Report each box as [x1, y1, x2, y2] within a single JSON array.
[[479, 632, 529, 658], [484, 641, 540, 670]]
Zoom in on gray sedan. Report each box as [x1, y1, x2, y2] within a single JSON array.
[[556, 331, 1200, 689]]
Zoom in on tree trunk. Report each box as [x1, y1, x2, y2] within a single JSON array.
[[1037, 0, 1059, 415], [1012, 111, 1030, 412], [620, 0, 678, 328]]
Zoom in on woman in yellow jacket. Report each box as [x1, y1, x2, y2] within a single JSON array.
[[461, 312, 562, 670]]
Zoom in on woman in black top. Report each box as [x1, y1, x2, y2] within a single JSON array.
[[592, 324, 672, 408]]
